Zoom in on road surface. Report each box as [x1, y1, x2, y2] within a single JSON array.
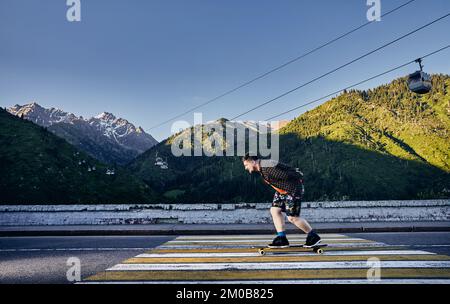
[[0, 232, 449, 284]]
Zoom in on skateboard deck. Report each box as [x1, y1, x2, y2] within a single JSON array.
[[256, 244, 328, 255]]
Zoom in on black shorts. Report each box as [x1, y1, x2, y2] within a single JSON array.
[[271, 192, 302, 217]]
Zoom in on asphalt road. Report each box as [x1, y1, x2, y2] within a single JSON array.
[[346, 232, 450, 256], [0, 232, 449, 284], [0, 236, 175, 284]]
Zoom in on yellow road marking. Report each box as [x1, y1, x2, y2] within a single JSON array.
[[123, 255, 450, 264], [86, 268, 450, 281]]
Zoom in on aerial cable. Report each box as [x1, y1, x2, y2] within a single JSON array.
[[148, 0, 418, 130], [231, 13, 450, 120], [265, 44, 450, 121]]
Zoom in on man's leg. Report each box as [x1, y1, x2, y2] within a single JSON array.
[[269, 207, 290, 248], [285, 192, 321, 247], [287, 216, 312, 234], [288, 215, 321, 247], [284, 193, 311, 233], [270, 207, 285, 233]]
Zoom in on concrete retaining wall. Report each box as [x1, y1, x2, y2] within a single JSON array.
[[0, 200, 448, 225]]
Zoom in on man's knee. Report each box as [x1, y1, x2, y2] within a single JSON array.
[[270, 207, 282, 215], [287, 216, 299, 223]]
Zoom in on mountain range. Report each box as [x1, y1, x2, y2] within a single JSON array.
[[0, 107, 157, 204], [7, 103, 158, 165], [129, 74, 450, 203], [1, 74, 449, 204]]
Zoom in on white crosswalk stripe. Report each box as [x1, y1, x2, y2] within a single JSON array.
[[135, 250, 434, 258]]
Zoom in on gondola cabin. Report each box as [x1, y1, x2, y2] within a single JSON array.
[[408, 58, 432, 94], [155, 157, 164, 166], [407, 70, 432, 94]]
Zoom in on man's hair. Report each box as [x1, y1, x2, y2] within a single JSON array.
[[242, 153, 259, 162]]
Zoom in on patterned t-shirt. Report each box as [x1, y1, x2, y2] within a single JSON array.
[[259, 160, 304, 197]]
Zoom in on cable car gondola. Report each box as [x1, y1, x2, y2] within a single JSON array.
[[407, 59, 432, 94], [154, 152, 164, 166]]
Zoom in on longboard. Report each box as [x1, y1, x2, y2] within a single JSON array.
[[256, 244, 328, 255]]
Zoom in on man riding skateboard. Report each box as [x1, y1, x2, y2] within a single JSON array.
[[242, 154, 321, 248]]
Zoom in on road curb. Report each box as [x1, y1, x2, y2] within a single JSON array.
[[0, 225, 449, 236]]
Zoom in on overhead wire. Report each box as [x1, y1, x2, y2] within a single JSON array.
[[230, 13, 450, 120], [148, 0, 419, 130], [264, 44, 450, 121]]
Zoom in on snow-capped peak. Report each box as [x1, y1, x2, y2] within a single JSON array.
[[7, 102, 79, 127], [8, 102, 159, 160], [95, 112, 117, 121]]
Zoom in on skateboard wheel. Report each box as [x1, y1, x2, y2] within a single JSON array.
[[316, 248, 324, 254], [258, 249, 266, 256]]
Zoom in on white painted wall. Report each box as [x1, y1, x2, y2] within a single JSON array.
[[0, 200, 448, 225]]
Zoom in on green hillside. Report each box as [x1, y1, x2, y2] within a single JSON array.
[[0, 108, 157, 204], [129, 122, 273, 203], [283, 74, 450, 172], [2, 74, 448, 204], [279, 74, 450, 200], [129, 74, 450, 203]]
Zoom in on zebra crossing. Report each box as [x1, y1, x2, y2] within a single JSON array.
[[84, 234, 450, 284]]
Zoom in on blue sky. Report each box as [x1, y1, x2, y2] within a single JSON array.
[[1, 0, 449, 141]]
